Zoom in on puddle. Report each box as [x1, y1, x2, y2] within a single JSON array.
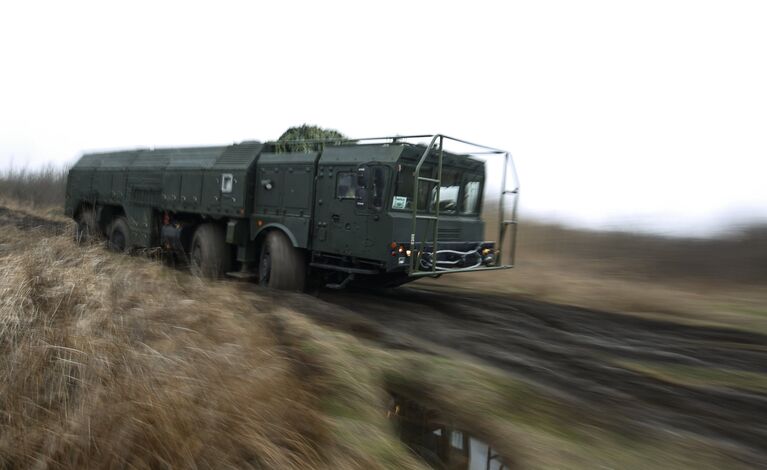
[[387, 392, 509, 470]]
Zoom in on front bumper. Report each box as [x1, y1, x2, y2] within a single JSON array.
[[388, 241, 510, 277]]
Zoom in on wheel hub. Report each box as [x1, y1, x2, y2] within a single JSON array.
[[260, 248, 271, 285]]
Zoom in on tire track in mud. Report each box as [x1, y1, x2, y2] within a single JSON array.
[[272, 285, 767, 459], [0, 206, 70, 233]]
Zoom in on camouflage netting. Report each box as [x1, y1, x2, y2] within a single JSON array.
[[275, 124, 348, 153]]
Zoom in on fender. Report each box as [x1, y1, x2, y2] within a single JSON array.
[[253, 222, 299, 247]]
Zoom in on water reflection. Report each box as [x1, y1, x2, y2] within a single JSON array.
[[388, 393, 507, 470]]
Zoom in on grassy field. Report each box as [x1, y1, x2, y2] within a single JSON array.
[[2, 218, 755, 469], [438, 212, 767, 334], [1, 170, 765, 468]]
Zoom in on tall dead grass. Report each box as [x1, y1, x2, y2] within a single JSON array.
[[0, 165, 68, 208], [0, 227, 422, 469]]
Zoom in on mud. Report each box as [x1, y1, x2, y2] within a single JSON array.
[[266, 285, 767, 461]]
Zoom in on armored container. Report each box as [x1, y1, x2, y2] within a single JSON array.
[[65, 134, 519, 290]]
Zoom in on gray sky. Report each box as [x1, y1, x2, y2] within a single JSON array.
[[1, 1, 765, 235]]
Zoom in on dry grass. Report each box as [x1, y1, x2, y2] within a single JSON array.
[[615, 360, 767, 394], [0, 165, 68, 208], [0, 226, 425, 469], [4, 217, 764, 468], [1, 222, 751, 468]]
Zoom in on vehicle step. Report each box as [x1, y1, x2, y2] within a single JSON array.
[[226, 271, 258, 279]]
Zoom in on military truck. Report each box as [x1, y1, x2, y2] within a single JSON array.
[[65, 134, 519, 290]]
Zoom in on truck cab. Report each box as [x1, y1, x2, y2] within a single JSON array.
[[305, 135, 519, 288]]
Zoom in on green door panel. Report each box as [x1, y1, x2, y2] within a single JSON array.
[[313, 165, 366, 256], [180, 171, 202, 207]]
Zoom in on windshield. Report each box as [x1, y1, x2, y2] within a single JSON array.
[[392, 165, 428, 210], [429, 169, 461, 213], [392, 165, 482, 215], [461, 177, 482, 214]]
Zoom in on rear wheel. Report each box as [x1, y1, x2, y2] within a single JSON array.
[[108, 217, 131, 252], [259, 230, 306, 291], [190, 223, 231, 279], [75, 209, 98, 244]]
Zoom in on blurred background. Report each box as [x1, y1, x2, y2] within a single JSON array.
[[2, 0, 766, 235]]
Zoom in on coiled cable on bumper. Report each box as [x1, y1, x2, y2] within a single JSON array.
[[418, 246, 484, 271]]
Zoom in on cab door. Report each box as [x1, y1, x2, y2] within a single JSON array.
[[360, 164, 388, 258], [312, 165, 365, 256], [312, 163, 389, 258]]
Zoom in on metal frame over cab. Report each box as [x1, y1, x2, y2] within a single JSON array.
[[408, 134, 519, 277]]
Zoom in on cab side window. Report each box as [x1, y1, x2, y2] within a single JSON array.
[[370, 166, 386, 209], [336, 172, 357, 199], [337, 166, 387, 209]]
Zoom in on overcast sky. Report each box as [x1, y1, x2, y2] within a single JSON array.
[[1, 1, 765, 235]]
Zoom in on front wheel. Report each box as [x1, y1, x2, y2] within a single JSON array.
[[259, 231, 306, 291], [75, 209, 98, 244], [108, 217, 131, 252], [190, 223, 231, 279]]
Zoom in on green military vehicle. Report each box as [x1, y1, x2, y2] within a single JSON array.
[[65, 134, 519, 290]]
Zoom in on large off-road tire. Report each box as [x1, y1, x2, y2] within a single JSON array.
[[259, 230, 306, 291], [108, 217, 131, 253], [190, 223, 231, 279], [75, 209, 98, 244]]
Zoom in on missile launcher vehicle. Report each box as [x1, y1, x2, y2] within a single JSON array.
[[65, 134, 519, 290]]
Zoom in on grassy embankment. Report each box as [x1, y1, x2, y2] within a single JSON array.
[[1, 219, 748, 469]]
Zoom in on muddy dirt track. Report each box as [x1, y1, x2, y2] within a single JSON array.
[[0, 206, 69, 232], [263, 285, 767, 461], [3, 206, 766, 462]]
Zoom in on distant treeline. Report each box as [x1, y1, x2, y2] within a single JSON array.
[[0, 165, 69, 207]]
